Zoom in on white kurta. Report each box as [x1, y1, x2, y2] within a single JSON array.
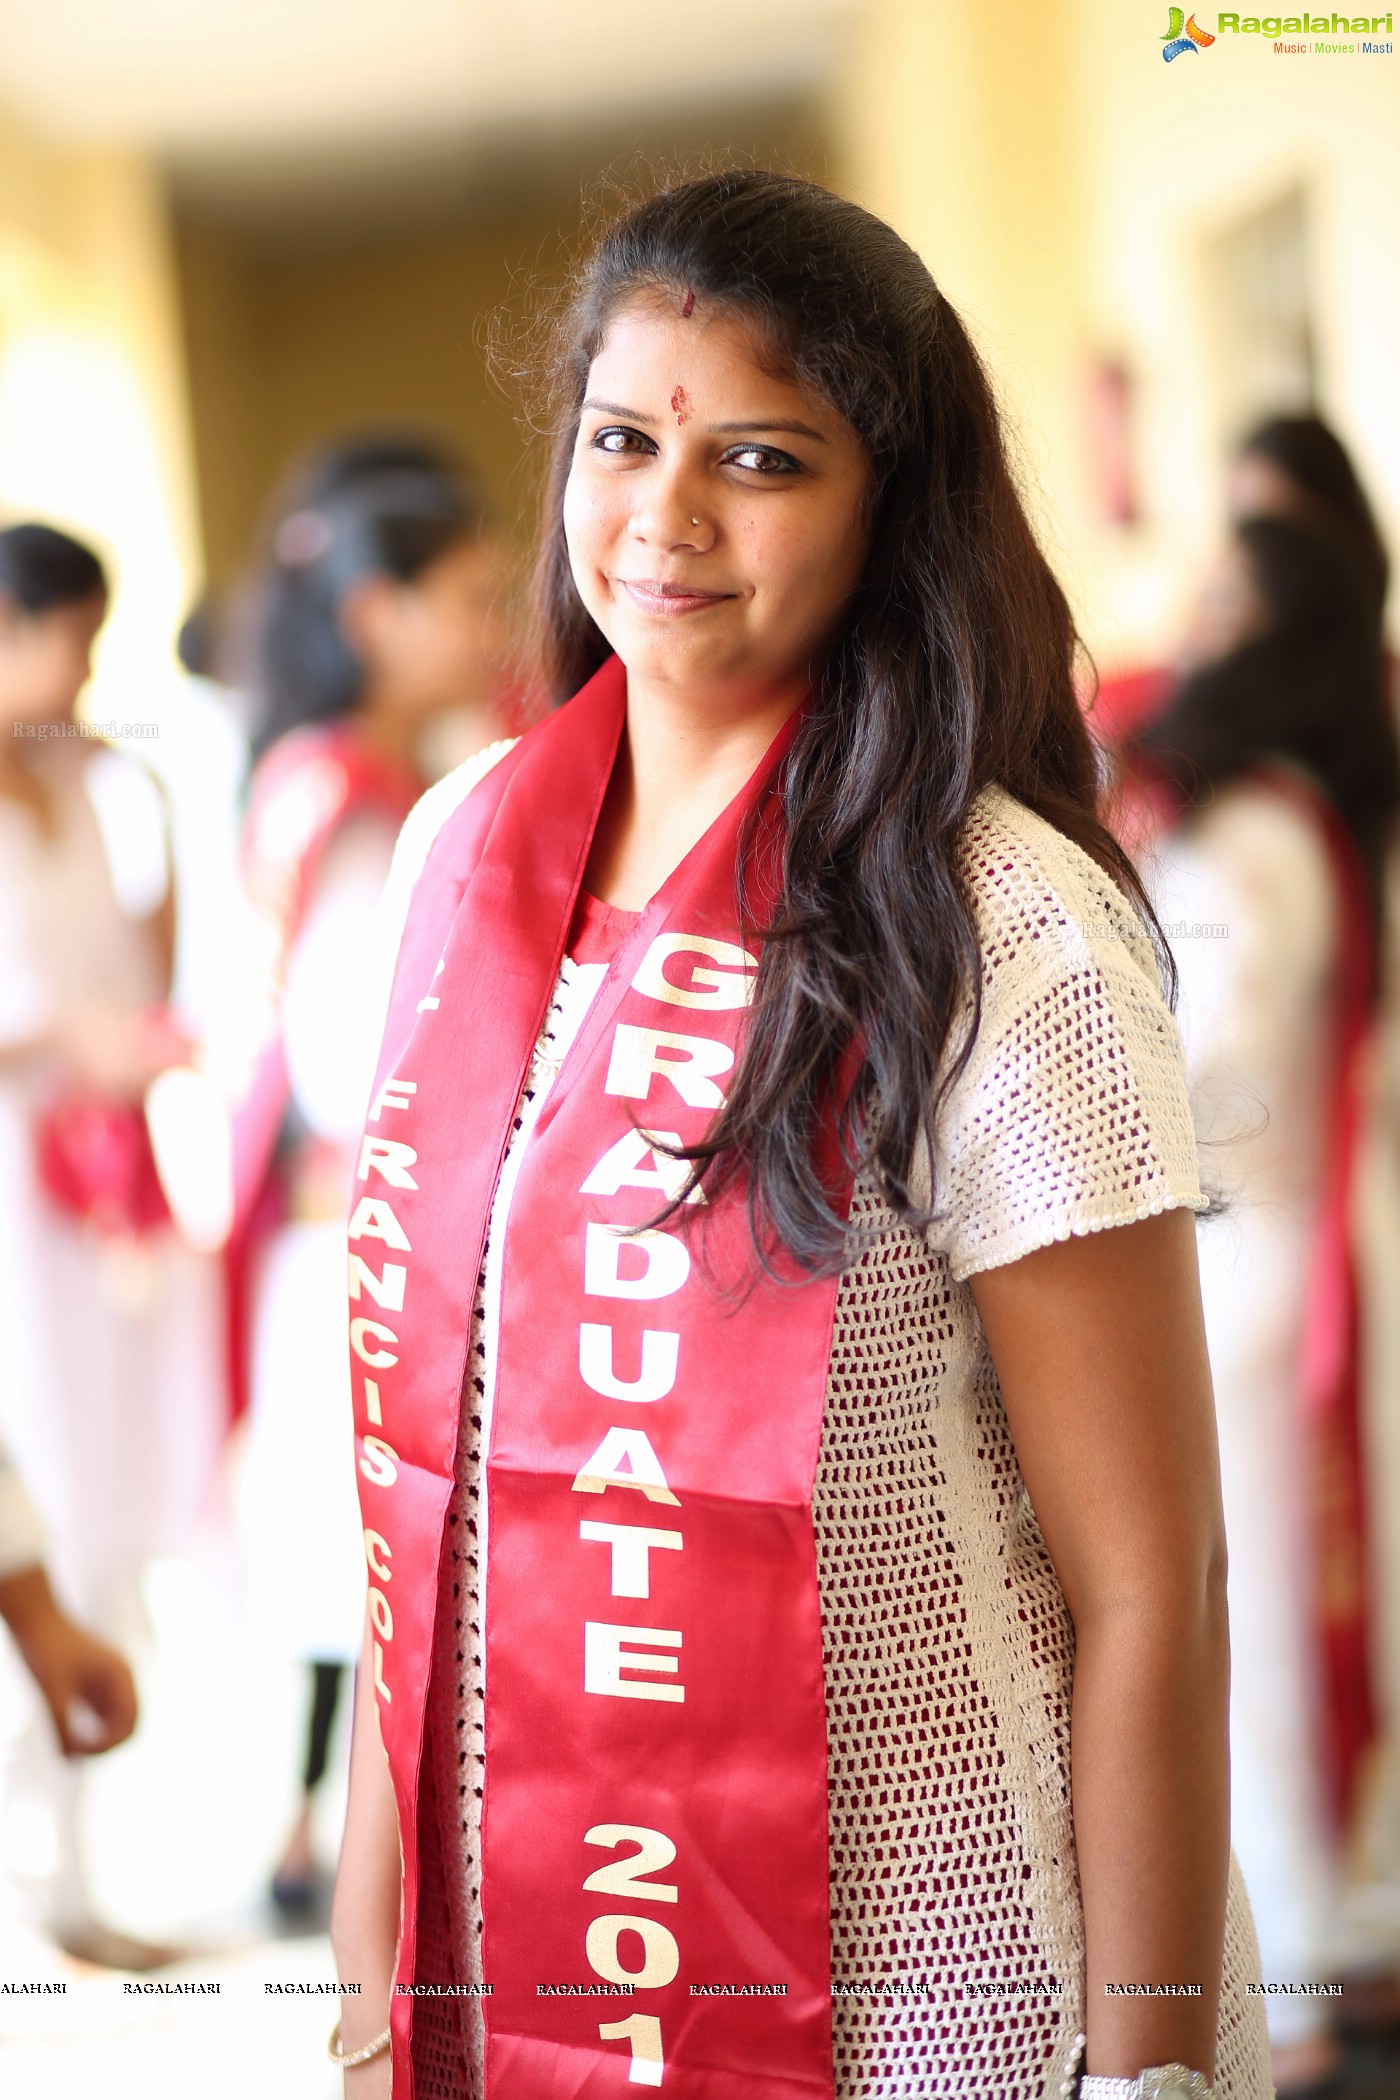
[[239, 813, 403, 1665], [0, 1436, 46, 1584], [0, 746, 219, 1636], [0, 745, 221, 1931], [383, 750, 1271, 2100], [1151, 777, 1400, 2042]]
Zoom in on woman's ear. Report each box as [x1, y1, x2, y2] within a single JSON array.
[[337, 572, 399, 673]]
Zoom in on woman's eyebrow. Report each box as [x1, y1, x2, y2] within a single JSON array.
[[582, 398, 658, 424], [581, 400, 827, 444], [712, 419, 828, 443]]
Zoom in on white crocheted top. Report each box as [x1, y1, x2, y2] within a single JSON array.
[[389, 754, 1271, 2100]]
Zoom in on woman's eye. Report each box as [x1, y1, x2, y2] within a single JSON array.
[[590, 426, 653, 457], [723, 444, 800, 476]]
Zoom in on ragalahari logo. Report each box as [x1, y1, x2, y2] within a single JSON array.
[[1161, 6, 1217, 54]]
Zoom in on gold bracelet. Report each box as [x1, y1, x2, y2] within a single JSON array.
[[327, 2019, 391, 2069]]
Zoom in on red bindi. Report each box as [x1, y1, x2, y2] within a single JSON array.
[[670, 385, 691, 425]]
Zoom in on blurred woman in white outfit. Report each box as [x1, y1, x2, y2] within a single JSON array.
[[1132, 514, 1400, 2097], [231, 440, 509, 1905], [0, 523, 220, 1960]]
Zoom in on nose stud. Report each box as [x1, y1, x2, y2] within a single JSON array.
[[690, 518, 700, 527]]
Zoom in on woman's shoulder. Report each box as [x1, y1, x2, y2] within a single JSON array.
[[934, 785, 1207, 1279], [374, 737, 519, 973], [1154, 775, 1338, 981], [390, 736, 521, 893], [958, 781, 1162, 1000], [1181, 774, 1335, 895]]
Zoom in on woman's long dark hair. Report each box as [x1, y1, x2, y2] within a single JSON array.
[[522, 168, 1165, 1274], [248, 436, 486, 762], [1133, 515, 1400, 950]]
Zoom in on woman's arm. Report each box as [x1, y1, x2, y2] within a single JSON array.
[[281, 818, 401, 1145], [331, 1613, 403, 2098], [0, 1563, 139, 1755], [0, 1002, 185, 1092], [970, 1206, 1230, 2081]]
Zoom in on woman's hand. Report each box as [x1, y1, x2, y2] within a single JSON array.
[[331, 1614, 403, 2098], [0, 1565, 139, 1755], [335, 2025, 392, 2100], [970, 1207, 1229, 2082], [53, 1000, 193, 1099]]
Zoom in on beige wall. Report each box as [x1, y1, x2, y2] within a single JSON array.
[[0, 101, 200, 691], [827, 1, 1093, 627], [830, 0, 1400, 671], [176, 208, 566, 585], [1070, 0, 1400, 661], [177, 15, 1399, 655], [176, 107, 831, 590]]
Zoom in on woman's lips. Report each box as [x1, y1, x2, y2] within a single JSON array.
[[617, 579, 734, 617]]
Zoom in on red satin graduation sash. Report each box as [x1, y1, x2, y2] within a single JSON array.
[[225, 725, 422, 1424], [1250, 765, 1379, 1829], [350, 657, 843, 2098]]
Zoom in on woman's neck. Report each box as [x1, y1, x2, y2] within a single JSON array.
[[0, 737, 60, 832], [353, 688, 421, 774], [584, 671, 804, 912]]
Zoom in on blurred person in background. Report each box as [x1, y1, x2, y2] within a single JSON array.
[[159, 591, 254, 1069], [1229, 416, 1391, 632], [1131, 513, 1400, 2096], [228, 438, 510, 1915], [0, 522, 220, 1968], [1094, 412, 1391, 761]]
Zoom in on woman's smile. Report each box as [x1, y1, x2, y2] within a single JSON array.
[[614, 576, 738, 616]]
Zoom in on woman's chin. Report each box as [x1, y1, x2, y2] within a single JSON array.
[[609, 626, 758, 696]]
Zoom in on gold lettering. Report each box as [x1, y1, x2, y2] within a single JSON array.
[[583, 1224, 690, 1301], [347, 1196, 412, 1251], [350, 1318, 399, 1368], [369, 1077, 417, 1122], [584, 1623, 684, 1704], [347, 1254, 407, 1312], [372, 1641, 392, 1703], [631, 932, 757, 1011], [604, 1025, 733, 1110], [356, 1136, 419, 1189], [359, 1435, 400, 1488], [572, 1428, 680, 1505], [579, 1521, 683, 1598]]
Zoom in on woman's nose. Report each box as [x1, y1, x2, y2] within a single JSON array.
[[627, 472, 713, 552]]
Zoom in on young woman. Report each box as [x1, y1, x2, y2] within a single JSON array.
[[0, 522, 214, 1964], [331, 172, 1271, 2100], [1134, 515, 1400, 2095], [230, 439, 510, 1908]]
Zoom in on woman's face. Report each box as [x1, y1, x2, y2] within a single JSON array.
[[0, 590, 107, 726], [1176, 539, 1272, 674], [563, 296, 873, 709], [1226, 449, 1302, 526], [346, 534, 510, 721]]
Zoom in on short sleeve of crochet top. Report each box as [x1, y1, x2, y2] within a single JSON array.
[[385, 761, 1269, 2100], [929, 780, 1206, 1276]]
